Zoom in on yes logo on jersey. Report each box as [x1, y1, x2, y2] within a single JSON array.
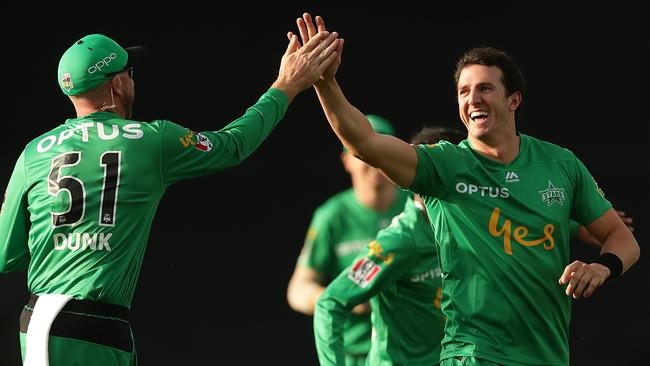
[[348, 258, 380, 288], [180, 130, 213, 152]]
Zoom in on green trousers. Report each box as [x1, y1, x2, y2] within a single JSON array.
[[20, 333, 135, 366], [20, 294, 135, 366]]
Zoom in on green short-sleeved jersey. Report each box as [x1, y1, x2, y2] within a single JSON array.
[[409, 133, 612, 366], [314, 196, 445, 365], [298, 188, 409, 356], [0, 88, 288, 308]]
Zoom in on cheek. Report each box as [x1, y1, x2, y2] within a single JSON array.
[[457, 99, 468, 113]]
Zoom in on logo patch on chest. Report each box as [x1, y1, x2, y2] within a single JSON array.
[[539, 181, 565, 206]]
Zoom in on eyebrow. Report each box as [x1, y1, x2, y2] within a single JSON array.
[[457, 81, 496, 91]]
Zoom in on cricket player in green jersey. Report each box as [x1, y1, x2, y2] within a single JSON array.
[[287, 114, 409, 365], [312, 127, 460, 366], [313, 126, 633, 366], [315, 193, 445, 366], [293, 13, 640, 366], [0, 30, 342, 365]]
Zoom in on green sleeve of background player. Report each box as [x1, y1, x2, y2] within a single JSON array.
[[297, 205, 337, 275], [313, 200, 419, 365], [0, 151, 31, 273], [158, 88, 288, 186]]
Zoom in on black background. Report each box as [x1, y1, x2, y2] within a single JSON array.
[[1, 4, 647, 365]]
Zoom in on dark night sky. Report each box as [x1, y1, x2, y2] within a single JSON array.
[[1, 5, 647, 365]]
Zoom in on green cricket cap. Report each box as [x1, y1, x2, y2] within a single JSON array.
[[366, 114, 396, 135], [58, 34, 145, 96]]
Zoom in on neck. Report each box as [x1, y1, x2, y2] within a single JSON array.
[[73, 101, 125, 118], [353, 183, 397, 211], [469, 133, 520, 164], [70, 86, 126, 118]]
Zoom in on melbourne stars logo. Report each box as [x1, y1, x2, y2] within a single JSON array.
[[539, 180, 565, 206]]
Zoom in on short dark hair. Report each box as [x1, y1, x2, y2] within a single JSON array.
[[410, 126, 466, 145], [453, 47, 526, 119]]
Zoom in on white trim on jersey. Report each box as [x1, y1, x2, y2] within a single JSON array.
[[24, 294, 72, 366]]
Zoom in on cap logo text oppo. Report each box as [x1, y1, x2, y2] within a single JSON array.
[[88, 53, 117, 74]]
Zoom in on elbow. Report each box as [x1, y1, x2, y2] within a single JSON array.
[[631, 241, 641, 265], [286, 282, 316, 315]]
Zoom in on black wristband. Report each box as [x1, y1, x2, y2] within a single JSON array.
[[593, 252, 623, 282]]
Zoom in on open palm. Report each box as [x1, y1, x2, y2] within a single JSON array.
[[288, 13, 344, 82]]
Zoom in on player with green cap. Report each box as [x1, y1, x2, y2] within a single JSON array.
[[58, 34, 146, 96], [0, 30, 342, 365], [287, 114, 409, 365]]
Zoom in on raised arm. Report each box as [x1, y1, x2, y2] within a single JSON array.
[[294, 13, 417, 188]]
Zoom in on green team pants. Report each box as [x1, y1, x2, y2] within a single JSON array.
[[20, 295, 135, 366]]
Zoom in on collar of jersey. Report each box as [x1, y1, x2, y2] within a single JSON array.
[[465, 132, 529, 170]]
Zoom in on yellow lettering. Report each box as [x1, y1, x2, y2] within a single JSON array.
[[434, 287, 442, 310], [488, 207, 555, 255], [368, 240, 394, 264], [542, 224, 555, 250], [489, 207, 513, 255], [179, 131, 196, 148]]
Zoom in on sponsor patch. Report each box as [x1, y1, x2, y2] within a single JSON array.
[[179, 130, 213, 152], [348, 257, 380, 288], [61, 73, 73, 92]]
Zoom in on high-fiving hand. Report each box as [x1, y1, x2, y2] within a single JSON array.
[[288, 13, 345, 83], [272, 28, 341, 102]]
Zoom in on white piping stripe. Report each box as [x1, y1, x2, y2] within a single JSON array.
[[24, 294, 72, 366]]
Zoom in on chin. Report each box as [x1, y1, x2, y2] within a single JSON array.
[[469, 125, 490, 138]]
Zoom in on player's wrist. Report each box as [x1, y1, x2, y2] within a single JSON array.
[[592, 252, 623, 282]]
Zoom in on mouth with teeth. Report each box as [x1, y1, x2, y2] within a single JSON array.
[[470, 110, 490, 122]]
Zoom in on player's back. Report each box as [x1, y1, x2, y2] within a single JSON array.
[[23, 112, 165, 307]]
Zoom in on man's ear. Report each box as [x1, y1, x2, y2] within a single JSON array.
[[111, 74, 124, 96], [509, 91, 522, 112]]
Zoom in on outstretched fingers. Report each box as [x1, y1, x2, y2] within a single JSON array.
[[284, 34, 300, 56], [296, 17, 310, 45], [315, 15, 326, 33], [316, 45, 341, 74], [302, 31, 338, 58], [302, 12, 318, 39]]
